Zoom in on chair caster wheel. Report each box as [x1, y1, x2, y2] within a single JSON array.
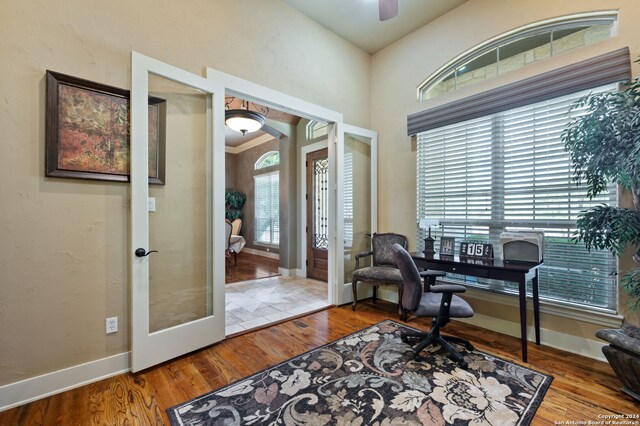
[[413, 354, 423, 362], [465, 344, 475, 351], [402, 335, 420, 344], [459, 361, 468, 369]]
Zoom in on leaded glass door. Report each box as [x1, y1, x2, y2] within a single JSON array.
[[307, 148, 329, 281]]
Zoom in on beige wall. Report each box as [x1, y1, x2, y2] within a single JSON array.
[[225, 153, 237, 189], [371, 0, 640, 332], [0, 0, 370, 386]]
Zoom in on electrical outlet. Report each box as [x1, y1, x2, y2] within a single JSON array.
[[106, 317, 118, 334]]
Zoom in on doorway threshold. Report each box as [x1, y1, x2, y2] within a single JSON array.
[[225, 304, 332, 338], [225, 276, 329, 336]]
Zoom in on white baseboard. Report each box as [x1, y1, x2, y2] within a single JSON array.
[[376, 288, 607, 361], [277, 268, 306, 278], [278, 268, 294, 276], [457, 313, 607, 362], [242, 247, 279, 260], [0, 352, 130, 412]]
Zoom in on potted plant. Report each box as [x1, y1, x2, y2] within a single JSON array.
[[225, 189, 246, 222], [561, 73, 640, 401]]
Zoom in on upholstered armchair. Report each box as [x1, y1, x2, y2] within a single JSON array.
[[230, 218, 242, 236], [224, 220, 237, 269], [351, 233, 408, 317]]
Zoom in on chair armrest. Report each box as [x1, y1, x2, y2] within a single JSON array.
[[354, 251, 373, 269], [430, 284, 466, 294], [355, 251, 373, 259]]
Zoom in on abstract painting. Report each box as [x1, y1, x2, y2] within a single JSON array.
[[46, 70, 165, 184]]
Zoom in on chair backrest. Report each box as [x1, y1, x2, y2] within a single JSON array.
[[392, 243, 424, 312], [224, 220, 232, 250], [372, 233, 408, 266], [231, 218, 242, 235]]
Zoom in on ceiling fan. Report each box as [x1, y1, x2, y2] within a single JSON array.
[[378, 0, 398, 21]]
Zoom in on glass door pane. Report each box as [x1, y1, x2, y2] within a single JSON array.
[[343, 132, 372, 283], [307, 148, 329, 282], [147, 73, 212, 333]]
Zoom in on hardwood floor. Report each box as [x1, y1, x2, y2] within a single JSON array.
[[225, 252, 280, 285], [1, 301, 637, 425]]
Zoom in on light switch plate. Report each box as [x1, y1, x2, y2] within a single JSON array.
[[148, 197, 156, 212], [106, 317, 118, 334]]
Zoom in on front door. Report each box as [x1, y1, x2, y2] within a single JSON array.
[[130, 52, 226, 372], [306, 148, 329, 281]]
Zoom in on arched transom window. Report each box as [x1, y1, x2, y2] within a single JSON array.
[[255, 151, 280, 169], [418, 12, 617, 101]]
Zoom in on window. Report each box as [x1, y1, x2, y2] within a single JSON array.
[[306, 120, 329, 140], [255, 151, 280, 169], [254, 151, 279, 245], [418, 12, 617, 101], [343, 152, 353, 248], [417, 85, 618, 312]]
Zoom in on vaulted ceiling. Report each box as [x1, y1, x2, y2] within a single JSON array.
[[281, 0, 467, 54]]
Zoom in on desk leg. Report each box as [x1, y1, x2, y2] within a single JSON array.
[[518, 278, 528, 363], [533, 270, 540, 345]]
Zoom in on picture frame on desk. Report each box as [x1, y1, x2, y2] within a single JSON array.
[[440, 237, 455, 256]]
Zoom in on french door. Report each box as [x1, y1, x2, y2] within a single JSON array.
[[130, 52, 226, 372], [337, 124, 377, 304]]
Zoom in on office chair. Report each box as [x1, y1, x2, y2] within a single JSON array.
[[392, 243, 474, 369]]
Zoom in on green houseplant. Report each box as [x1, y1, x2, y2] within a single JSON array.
[[561, 74, 640, 401], [225, 189, 246, 222]]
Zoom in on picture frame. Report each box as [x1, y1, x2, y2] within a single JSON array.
[[440, 237, 455, 256], [45, 70, 166, 184]]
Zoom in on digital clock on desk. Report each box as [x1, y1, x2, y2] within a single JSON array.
[[459, 242, 494, 259]]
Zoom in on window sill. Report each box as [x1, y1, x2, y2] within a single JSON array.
[[442, 279, 624, 328]]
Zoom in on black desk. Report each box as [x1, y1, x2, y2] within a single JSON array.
[[412, 253, 542, 363]]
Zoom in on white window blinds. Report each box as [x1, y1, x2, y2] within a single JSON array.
[[254, 171, 279, 245], [417, 84, 618, 311], [344, 152, 354, 248]]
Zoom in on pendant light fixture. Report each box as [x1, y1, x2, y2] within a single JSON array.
[[224, 97, 269, 136]]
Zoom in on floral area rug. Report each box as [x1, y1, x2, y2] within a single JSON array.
[[167, 320, 552, 425]]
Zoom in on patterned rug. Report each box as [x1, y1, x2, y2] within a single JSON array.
[[167, 320, 552, 425]]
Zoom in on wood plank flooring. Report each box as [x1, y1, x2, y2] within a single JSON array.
[[225, 252, 280, 285], [2, 301, 637, 425]]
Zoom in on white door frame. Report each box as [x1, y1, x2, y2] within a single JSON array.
[[206, 68, 344, 306], [130, 52, 226, 372]]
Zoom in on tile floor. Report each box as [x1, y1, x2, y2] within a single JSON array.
[[225, 276, 329, 335]]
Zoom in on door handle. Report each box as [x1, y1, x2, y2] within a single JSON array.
[[135, 248, 158, 257]]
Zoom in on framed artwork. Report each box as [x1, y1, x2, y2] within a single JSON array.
[[440, 237, 455, 256], [45, 70, 166, 184]]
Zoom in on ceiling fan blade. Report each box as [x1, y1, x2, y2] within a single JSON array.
[[379, 0, 398, 21]]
